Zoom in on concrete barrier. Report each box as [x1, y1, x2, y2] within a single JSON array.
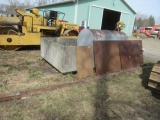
[[41, 37, 77, 73]]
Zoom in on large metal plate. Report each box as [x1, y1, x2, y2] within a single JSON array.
[[119, 40, 142, 70], [130, 40, 143, 67], [76, 46, 93, 78], [119, 41, 132, 70], [93, 41, 121, 75]]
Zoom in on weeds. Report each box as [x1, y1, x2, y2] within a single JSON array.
[[28, 69, 44, 81], [0, 44, 160, 120], [64, 73, 74, 81]]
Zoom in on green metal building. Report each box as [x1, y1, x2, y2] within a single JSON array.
[[26, 0, 136, 36]]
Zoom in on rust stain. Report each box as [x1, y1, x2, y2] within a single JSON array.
[[93, 41, 121, 75], [76, 46, 94, 78], [93, 40, 143, 75]]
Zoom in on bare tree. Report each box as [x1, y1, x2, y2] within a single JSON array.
[[35, 0, 52, 6], [52, 0, 64, 2], [0, 4, 7, 14], [0, 0, 34, 14], [134, 12, 156, 27]]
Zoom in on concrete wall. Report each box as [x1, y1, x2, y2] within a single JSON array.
[[41, 37, 77, 73]]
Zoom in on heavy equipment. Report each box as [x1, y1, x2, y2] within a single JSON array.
[[140, 25, 160, 38], [0, 8, 79, 50]]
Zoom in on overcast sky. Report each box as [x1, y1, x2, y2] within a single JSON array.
[[0, 0, 159, 23]]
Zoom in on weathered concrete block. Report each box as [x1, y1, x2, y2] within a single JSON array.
[[41, 37, 77, 74]]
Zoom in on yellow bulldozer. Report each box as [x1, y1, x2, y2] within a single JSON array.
[[0, 8, 79, 50]]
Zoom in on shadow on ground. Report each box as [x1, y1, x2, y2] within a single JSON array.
[[140, 62, 154, 88], [18, 45, 40, 51], [94, 76, 110, 120]]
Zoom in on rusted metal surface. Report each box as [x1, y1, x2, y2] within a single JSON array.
[[130, 41, 143, 67], [76, 46, 93, 78], [93, 40, 143, 75], [77, 29, 128, 46], [119, 41, 132, 70], [0, 75, 108, 102], [93, 41, 121, 75], [119, 40, 143, 70]]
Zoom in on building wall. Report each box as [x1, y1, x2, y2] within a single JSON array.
[[28, 0, 136, 36], [77, 0, 135, 36], [28, 3, 76, 23]]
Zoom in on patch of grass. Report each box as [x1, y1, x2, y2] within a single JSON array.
[[1, 50, 160, 120], [20, 60, 31, 66], [64, 73, 74, 81], [0, 80, 8, 92], [1, 70, 160, 120], [28, 69, 44, 81], [7, 66, 19, 74]]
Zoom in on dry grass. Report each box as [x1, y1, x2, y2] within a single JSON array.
[[0, 47, 160, 120]]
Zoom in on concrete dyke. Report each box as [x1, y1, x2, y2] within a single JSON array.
[[41, 37, 77, 74]]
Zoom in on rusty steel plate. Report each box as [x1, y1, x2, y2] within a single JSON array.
[[77, 29, 128, 46], [93, 41, 121, 75], [130, 40, 143, 67], [76, 46, 93, 78], [119, 41, 132, 70], [119, 40, 142, 70]]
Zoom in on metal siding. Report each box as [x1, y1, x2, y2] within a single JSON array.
[[77, 1, 90, 26], [120, 13, 130, 35], [26, 0, 135, 36], [89, 6, 103, 29], [77, 0, 135, 36], [127, 15, 135, 36], [35, 3, 75, 23]]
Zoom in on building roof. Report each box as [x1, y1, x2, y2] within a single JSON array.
[[26, 0, 137, 14], [122, 0, 137, 14], [26, 0, 76, 10]]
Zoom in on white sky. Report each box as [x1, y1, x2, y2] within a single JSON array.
[[126, 0, 160, 24]]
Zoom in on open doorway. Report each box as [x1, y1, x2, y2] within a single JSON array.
[[101, 9, 121, 30]]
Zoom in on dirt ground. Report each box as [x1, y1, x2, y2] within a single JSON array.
[[129, 36, 160, 63], [0, 37, 160, 120], [142, 39, 160, 63]]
